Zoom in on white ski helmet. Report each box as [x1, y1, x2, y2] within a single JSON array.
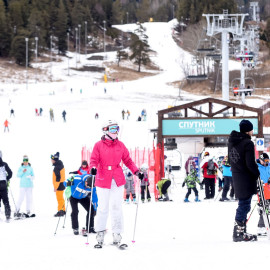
[[102, 120, 119, 134], [140, 163, 148, 172]]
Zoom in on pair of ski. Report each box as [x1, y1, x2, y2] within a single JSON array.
[[94, 242, 128, 250], [15, 213, 36, 220], [257, 177, 270, 240]]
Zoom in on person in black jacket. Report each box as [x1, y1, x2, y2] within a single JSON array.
[[0, 151, 13, 221], [228, 120, 260, 242]]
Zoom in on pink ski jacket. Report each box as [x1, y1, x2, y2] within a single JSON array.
[[90, 137, 139, 189]]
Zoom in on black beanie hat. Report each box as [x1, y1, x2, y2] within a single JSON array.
[[259, 153, 269, 161], [239, 120, 253, 133], [51, 152, 60, 161]]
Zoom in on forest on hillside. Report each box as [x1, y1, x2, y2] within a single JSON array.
[[0, 0, 269, 66]]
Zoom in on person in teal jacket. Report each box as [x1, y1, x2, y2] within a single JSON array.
[[15, 155, 35, 217], [256, 153, 270, 236]]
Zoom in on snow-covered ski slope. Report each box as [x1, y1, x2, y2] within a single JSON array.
[[0, 21, 269, 270]]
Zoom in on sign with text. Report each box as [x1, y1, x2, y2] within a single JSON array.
[[162, 118, 258, 136]]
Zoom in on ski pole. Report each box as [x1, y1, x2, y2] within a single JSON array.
[[62, 199, 69, 228], [86, 175, 95, 245], [54, 199, 66, 236], [246, 202, 257, 224], [9, 187, 18, 213], [132, 177, 141, 243]]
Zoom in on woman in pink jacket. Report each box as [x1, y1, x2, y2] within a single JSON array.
[[90, 120, 143, 248]]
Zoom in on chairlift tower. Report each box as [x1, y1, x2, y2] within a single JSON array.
[[250, 2, 259, 22], [203, 10, 248, 101]]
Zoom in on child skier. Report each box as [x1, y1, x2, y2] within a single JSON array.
[[64, 174, 98, 235], [256, 153, 270, 236], [124, 168, 136, 203], [140, 163, 151, 203], [182, 168, 201, 202], [69, 160, 90, 175], [157, 178, 171, 201]]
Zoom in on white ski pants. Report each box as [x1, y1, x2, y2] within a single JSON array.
[[95, 180, 124, 234], [16, 187, 33, 213]]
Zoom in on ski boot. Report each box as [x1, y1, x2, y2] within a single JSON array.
[[184, 198, 190, 202], [125, 199, 129, 204], [73, 229, 79, 235], [147, 198, 151, 202], [163, 193, 170, 201], [132, 198, 137, 204], [233, 220, 257, 242], [112, 233, 122, 245], [89, 227, 96, 234], [195, 196, 201, 202], [54, 210, 66, 217], [81, 227, 87, 237], [141, 199, 145, 203], [94, 230, 105, 248]]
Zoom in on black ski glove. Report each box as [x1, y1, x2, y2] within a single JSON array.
[[69, 171, 78, 174], [182, 182, 185, 187], [91, 167, 97, 175], [137, 172, 144, 180]]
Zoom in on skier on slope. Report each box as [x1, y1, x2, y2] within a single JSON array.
[[64, 174, 97, 235], [140, 163, 151, 203], [228, 119, 259, 242], [157, 178, 171, 201], [0, 151, 13, 221], [182, 168, 201, 202], [123, 167, 137, 204], [89, 120, 144, 248], [15, 155, 35, 218], [256, 153, 270, 236]]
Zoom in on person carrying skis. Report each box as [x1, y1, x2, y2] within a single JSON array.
[[69, 160, 90, 175], [0, 151, 13, 221], [124, 167, 136, 203], [90, 120, 143, 247], [140, 163, 151, 203], [256, 153, 270, 236], [157, 178, 171, 201], [228, 119, 259, 242], [51, 152, 66, 217], [182, 168, 201, 202], [15, 155, 35, 218], [64, 174, 98, 235]]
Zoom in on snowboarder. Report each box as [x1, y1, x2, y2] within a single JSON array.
[[62, 110, 67, 122], [51, 152, 66, 217], [64, 174, 98, 235], [69, 160, 90, 175], [124, 168, 136, 203], [228, 119, 259, 242], [39, 108, 43, 116], [4, 119, 10, 132], [140, 163, 151, 203], [49, 108, 54, 122], [15, 155, 35, 218], [89, 119, 143, 247], [0, 151, 13, 221], [182, 168, 200, 202], [256, 153, 270, 236], [157, 178, 171, 201]]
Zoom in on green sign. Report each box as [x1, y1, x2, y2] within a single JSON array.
[[162, 118, 258, 136]]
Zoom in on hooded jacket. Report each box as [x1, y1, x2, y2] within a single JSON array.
[[257, 160, 270, 184], [90, 136, 139, 189], [0, 157, 12, 182], [52, 160, 65, 191], [228, 130, 259, 199]]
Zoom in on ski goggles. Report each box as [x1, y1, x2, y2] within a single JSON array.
[[23, 158, 28, 162], [108, 125, 119, 133]]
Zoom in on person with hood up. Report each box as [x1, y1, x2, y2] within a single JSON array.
[[228, 119, 260, 242], [90, 120, 143, 248], [51, 152, 66, 217]]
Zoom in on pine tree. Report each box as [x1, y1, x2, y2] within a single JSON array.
[[0, 1, 12, 57], [136, 0, 150, 23], [129, 23, 150, 72], [111, 0, 123, 24], [265, 18, 270, 50], [116, 49, 128, 66]]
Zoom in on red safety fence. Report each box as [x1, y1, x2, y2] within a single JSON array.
[[81, 143, 165, 199]]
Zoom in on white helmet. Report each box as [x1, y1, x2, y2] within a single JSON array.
[[141, 163, 148, 172], [102, 120, 119, 134]]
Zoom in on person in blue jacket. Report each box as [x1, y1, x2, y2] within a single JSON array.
[[64, 174, 98, 236], [15, 155, 35, 217], [256, 153, 270, 236], [220, 156, 234, 201]]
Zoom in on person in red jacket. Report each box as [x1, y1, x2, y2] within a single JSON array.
[[201, 152, 218, 199], [4, 119, 10, 132], [69, 160, 90, 175], [90, 120, 143, 248]]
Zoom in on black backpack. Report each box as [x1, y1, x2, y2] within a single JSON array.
[[207, 159, 216, 175]]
